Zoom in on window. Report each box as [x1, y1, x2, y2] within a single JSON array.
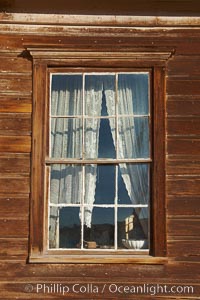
[[48, 72, 150, 252], [28, 46, 172, 263]]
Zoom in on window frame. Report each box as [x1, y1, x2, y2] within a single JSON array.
[[28, 46, 172, 263]]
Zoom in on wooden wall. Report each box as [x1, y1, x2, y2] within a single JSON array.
[[0, 15, 200, 299]]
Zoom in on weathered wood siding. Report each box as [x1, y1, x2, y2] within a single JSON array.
[[0, 15, 200, 299]]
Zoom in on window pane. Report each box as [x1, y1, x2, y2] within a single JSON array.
[[50, 164, 82, 204], [118, 164, 150, 205], [59, 207, 81, 248], [51, 74, 82, 116], [118, 117, 149, 159], [85, 75, 115, 116], [84, 207, 114, 249], [118, 207, 149, 250], [118, 73, 149, 115], [85, 118, 116, 159], [85, 165, 115, 205], [49, 206, 82, 249], [51, 118, 82, 158], [49, 206, 59, 249]]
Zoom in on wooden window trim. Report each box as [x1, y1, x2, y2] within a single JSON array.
[[27, 45, 173, 263]]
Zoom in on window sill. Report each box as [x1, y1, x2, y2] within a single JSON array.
[[29, 254, 168, 264]]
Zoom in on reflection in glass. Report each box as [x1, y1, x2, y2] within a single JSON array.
[[85, 164, 115, 205], [51, 75, 82, 116], [50, 164, 82, 205], [118, 166, 132, 205], [118, 73, 149, 115], [59, 207, 81, 248], [51, 118, 82, 158], [118, 207, 149, 249], [84, 208, 114, 249], [118, 117, 149, 159]]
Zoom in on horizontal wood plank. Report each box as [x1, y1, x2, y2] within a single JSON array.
[[0, 262, 166, 279], [168, 218, 200, 236], [0, 238, 28, 258], [0, 57, 31, 73], [0, 97, 32, 113], [167, 79, 200, 96], [167, 196, 200, 216], [0, 136, 31, 152], [0, 113, 31, 135], [167, 117, 200, 136], [167, 138, 200, 155], [0, 177, 30, 193], [167, 99, 200, 116], [166, 156, 200, 175], [0, 153, 30, 174], [0, 261, 199, 281], [168, 240, 200, 257], [167, 56, 200, 76], [0, 196, 29, 217], [167, 176, 200, 195], [0, 219, 28, 238], [0, 74, 32, 95]]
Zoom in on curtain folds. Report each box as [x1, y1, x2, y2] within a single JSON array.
[[84, 76, 104, 227], [106, 74, 149, 235], [50, 75, 83, 246]]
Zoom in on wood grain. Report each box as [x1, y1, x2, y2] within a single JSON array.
[[168, 240, 200, 257], [167, 138, 200, 155], [0, 74, 32, 95], [0, 113, 31, 135], [168, 218, 200, 237], [0, 196, 29, 217], [167, 176, 200, 195], [0, 238, 28, 259], [0, 176, 30, 193], [0, 153, 30, 174], [167, 79, 200, 96], [0, 136, 31, 152], [0, 96, 32, 113], [167, 196, 200, 216], [166, 156, 200, 175], [0, 219, 28, 238], [167, 117, 200, 136], [167, 99, 200, 116]]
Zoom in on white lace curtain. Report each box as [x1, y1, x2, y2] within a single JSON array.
[[49, 74, 149, 247]]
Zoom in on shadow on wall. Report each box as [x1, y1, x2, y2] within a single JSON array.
[[1, 0, 200, 15]]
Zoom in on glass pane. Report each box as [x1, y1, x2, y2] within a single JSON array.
[[118, 117, 149, 159], [84, 207, 114, 249], [118, 164, 150, 205], [49, 206, 59, 249], [59, 207, 81, 248], [118, 207, 149, 250], [50, 164, 82, 204], [85, 118, 116, 159], [85, 75, 115, 116], [118, 73, 149, 115], [51, 118, 82, 158], [85, 165, 115, 205], [51, 74, 82, 116]]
